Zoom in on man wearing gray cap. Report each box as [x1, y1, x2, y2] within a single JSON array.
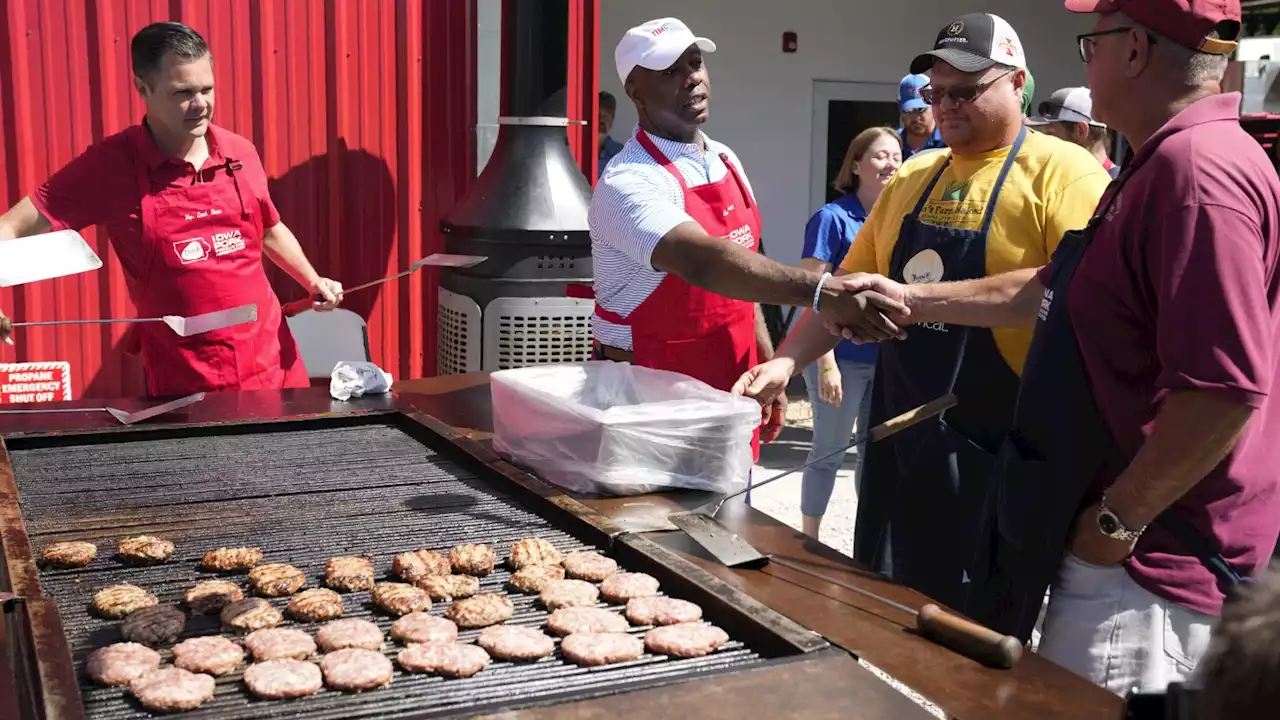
[[1027, 87, 1120, 177]]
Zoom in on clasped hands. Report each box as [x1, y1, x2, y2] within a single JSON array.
[[816, 272, 912, 344]]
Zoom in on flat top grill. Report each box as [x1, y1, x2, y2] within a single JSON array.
[[8, 418, 788, 719]]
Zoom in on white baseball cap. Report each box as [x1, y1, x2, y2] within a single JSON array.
[[1026, 87, 1106, 128], [615, 18, 716, 86]]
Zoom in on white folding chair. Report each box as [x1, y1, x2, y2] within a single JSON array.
[[285, 308, 371, 379]]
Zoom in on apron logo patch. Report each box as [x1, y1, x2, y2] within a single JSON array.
[[211, 229, 246, 257], [173, 238, 210, 265], [728, 224, 754, 248], [902, 249, 945, 285], [1038, 288, 1054, 321]]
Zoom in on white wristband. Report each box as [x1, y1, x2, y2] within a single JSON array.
[[812, 272, 832, 313]]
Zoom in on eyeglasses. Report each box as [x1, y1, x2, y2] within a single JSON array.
[[1077, 26, 1156, 63], [921, 68, 1014, 106]]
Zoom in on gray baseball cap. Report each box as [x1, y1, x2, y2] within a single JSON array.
[[1026, 87, 1106, 128]]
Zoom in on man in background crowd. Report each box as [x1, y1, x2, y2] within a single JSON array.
[[1028, 86, 1120, 177], [598, 90, 625, 178], [898, 73, 945, 158]]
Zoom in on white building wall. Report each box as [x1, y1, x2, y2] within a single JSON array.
[[598, 1, 1095, 268]]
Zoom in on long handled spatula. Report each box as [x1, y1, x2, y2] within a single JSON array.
[[281, 253, 487, 316], [2, 304, 257, 338], [0, 229, 102, 287], [0, 392, 206, 425]]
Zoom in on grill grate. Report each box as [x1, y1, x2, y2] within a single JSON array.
[[10, 421, 780, 719]]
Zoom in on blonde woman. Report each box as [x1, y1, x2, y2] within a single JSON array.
[[798, 127, 902, 539]]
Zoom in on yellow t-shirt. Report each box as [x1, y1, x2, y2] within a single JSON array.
[[840, 132, 1110, 375]]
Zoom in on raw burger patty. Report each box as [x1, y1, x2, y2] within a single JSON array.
[[245, 628, 317, 661], [316, 618, 384, 652], [222, 598, 283, 632], [86, 642, 161, 686], [324, 556, 374, 592], [371, 582, 431, 616], [416, 574, 480, 601], [42, 540, 97, 568], [508, 564, 565, 594], [540, 579, 599, 610], [397, 643, 490, 678], [201, 546, 262, 571], [448, 543, 495, 576], [92, 583, 158, 619], [243, 659, 323, 700], [171, 635, 245, 676], [562, 551, 618, 582], [446, 593, 513, 629], [288, 588, 345, 621], [644, 623, 729, 658], [547, 607, 629, 636], [625, 597, 703, 626], [117, 535, 174, 563], [248, 563, 307, 597], [561, 632, 644, 666], [320, 648, 394, 691], [600, 573, 660, 604], [508, 538, 563, 570], [184, 579, 244, 615], [477, 625, 556, 661], [129, 667, 215, 712], [390, 612, 458, 645], [121, 606, 186, 647], [393, 549, 451, 582]]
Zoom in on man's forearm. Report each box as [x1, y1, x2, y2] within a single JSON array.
[[654, 233, 829, 307], [754, 305, 775, 361], [262, 222, 322, 288], [905, 268, 1043, 327], [0, 197, 53, 242], [773, 310, 842, 373]]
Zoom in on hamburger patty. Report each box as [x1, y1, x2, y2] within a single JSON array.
[[508, 564, 566, 594], [117, 535, 174, 564], [445, 593, 513, 629], [561, 632, 645, 666], [625, 597, 703, 627], [41, 540, 97, 568], [562, 551, 618, 582], [120, 606, 186, 647], [600, 573, 660, 604], [390, 612, 459, 645], [129, 668, 215, 712], [221, 598, 283, 632], [371, 582, 431, 616], [288, 588, 345, 622], [171, 635, 245, 676], [243, 659, 323, 700], [316, 618, 384, 652], [184, 579, 244, 615], [476, 625, 556, 661], [324, 556, 375, 592], [245, 627, 317, 661], [643, 623, 729, 658], [92, 583, 158, 619], [508, 538, 562, 570], [248, 563, 307, 597], [393, 549, 451, 582], [200, 546, 262, 572], [539, 579, 599, 610], [320, 648, 394, 691], [448, 543, 495, 576], [397, 643, 490, 678], [415, 574, 480, 601], [86, 642, 161, 686], [546, 607, 630, 636]]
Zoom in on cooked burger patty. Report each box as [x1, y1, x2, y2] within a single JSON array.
[[561, 632, 645, 666], [129, 667, 215, 712], [184, 579, 244, 615], [120, 606, 186, 647], [600, 572, 660, 604], [171, 635, 245, 676], [625, 597, 703, 627], [390, 612, 459, 645], [324, 556, 375, 592], [393, 549, 451, 582], [539, 579, 599, 610], [288, 588, 345, 622], [248, 563, 307, 597], [92, 583, 158, 619], [245, 628, 317, 662], [562, 551, 619, 582], [86, 642, 161, 686], [371, 582, 431, 616], [117, 535, 174, 564], [508, 538, 562, 570], [643, 623, 729, 658], [221, 598, 283, 632], [546, 607, 630, 636], [243, 660, 323, 700], [448, 543, 495, 576], [397, 643, 490, 678], [415, 573, 480, 601], [445, 593, 513, 629], [200, 546, 262, 572], [41, 540, 97, 568], [316, 618, 384, 652], [476, 625, 556, 661], [320, 648, 394, 691]]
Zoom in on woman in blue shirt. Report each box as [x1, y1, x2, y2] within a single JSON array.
[[798, 126, 902, 540]]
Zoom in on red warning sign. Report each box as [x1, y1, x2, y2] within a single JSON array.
[[0, 362, 73, 404]]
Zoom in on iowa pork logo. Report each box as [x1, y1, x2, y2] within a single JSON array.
[[727, 223, 755, 248], [173, 238, 210, 265], [212, 229, 246, 257]]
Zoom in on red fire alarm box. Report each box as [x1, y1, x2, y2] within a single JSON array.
[[783, 31, 797, 53]]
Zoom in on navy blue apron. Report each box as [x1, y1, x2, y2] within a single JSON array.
[[853, 127, 1027, 612]]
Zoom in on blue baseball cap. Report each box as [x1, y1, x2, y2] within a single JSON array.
[[899, 74, 929, 112]]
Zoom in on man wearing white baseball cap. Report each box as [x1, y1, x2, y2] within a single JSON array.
[[1027, 87, 1119, 177]]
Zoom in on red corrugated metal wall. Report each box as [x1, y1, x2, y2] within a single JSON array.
[[0, 0, 476, 398], [567, 0, 600, 181]]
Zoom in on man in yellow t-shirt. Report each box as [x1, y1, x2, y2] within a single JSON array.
[[733, 13, 1109, 611]]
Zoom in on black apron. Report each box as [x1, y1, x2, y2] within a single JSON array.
[[854, 127, 1027, 612]]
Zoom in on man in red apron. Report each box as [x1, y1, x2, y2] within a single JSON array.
[[0, 22, 340, 396]]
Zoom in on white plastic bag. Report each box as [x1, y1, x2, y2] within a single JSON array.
[[491, 362, 760, 496], [329, 361, 394, 401]]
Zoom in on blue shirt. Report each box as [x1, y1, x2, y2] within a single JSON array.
[[898, 127, 945, 159], [598, 136, 625, 178], [802, 193, 877, 364]]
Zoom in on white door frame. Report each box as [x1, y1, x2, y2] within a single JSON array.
[[809, 80, 899, 213]]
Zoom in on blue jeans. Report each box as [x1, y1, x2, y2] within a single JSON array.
[[800, 358, 875, 517]]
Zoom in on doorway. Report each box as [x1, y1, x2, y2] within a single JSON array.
[[809, 81, 900, 211]]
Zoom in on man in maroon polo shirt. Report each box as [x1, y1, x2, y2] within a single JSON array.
[[825, 0, 1279, 694]]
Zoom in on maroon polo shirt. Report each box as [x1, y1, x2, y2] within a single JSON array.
[[1061, 92, 1280, 615]]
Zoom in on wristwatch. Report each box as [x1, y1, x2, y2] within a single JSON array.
[[1096, 492, 1146, 541]]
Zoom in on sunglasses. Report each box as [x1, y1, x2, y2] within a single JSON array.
[[1077, 26, 1156, 63], [921, 68, 1015, 106]]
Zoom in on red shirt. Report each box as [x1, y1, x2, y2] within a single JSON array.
[[1062, 93, 1280, 615], [31, 121, 280, 292]]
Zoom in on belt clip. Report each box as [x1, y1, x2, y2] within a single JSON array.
[[226, 160, 244, 174], [224, 159, 250, 219]]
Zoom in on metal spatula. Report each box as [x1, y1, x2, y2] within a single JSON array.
[[0, 392, 206, 425], [281, 253, 488, 317], [3, 304, 257, 338], [0, 229, 102, 287]]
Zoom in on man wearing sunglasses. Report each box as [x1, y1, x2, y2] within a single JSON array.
[[1027, 87, 1120, 177], [732, 12, 1110, 613]]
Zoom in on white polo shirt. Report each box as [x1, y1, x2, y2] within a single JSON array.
[[587, 126, 756, 350]]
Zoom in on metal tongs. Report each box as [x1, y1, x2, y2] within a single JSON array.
[[1, 304, 258, 339], [281, 253, 488, 317], [0, 392, 206, 425]]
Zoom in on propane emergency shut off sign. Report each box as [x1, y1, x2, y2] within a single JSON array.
[[0, 362, 73, 404]]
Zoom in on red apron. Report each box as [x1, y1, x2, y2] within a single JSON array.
[[594, 132, 764, 458], [128, 129, 308, 396]]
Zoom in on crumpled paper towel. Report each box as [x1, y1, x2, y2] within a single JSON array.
[[330, 361, 394, 401]]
